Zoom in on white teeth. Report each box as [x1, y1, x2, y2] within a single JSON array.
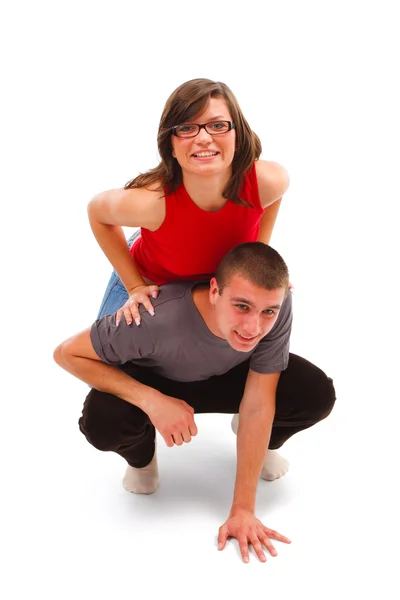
[[193, 152, 217, 157], [236, 332, 257, 340]]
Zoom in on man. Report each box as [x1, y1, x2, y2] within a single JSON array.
[[54, 242, 335, 563]]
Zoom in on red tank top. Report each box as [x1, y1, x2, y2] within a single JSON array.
[[131, 163, 264, 285]]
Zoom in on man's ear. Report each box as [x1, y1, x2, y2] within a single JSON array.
[[209, 277, 220, 305]]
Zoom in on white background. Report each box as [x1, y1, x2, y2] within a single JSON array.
[[1, 1, 399, 598]]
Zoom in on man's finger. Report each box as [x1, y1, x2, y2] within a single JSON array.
[[250, 537, 267, 562], [217, 530, 227, 551], [262, 527, 291, 544], [239, 537, 250, 563], [189, 422, 198, 436], [258, 532, 277, 557], [182, 430, 192, 443], [163, 434, 174, 448], [172, 433, 183, 446]]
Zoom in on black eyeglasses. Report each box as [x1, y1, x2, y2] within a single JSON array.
[[171, 120, 235, 138]]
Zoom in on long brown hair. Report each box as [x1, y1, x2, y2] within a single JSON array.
[[125, 78, 262, 205]]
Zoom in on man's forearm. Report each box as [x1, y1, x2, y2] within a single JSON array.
[[54, 348, 158, 413], [230, 407, 274, 514]]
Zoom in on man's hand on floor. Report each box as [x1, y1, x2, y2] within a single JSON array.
[[218, 507, 291, 563]]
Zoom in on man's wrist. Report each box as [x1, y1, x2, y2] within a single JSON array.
[[230, 503, 255, 517], [230, 482, 258, 515], [132, 385, 162, 415]]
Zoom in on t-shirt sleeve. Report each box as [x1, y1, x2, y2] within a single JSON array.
[[249, 291, 293, 374], [90, 313, 155, 364]]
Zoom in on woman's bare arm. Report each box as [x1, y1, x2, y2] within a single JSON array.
[[255, 160, 290, 244], [87, 185, 165, 294]]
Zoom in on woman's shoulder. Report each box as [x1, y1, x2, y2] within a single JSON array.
[[125, 181, 166, 230], [254, 160, 290, 208], [90, 180, 166, 230]]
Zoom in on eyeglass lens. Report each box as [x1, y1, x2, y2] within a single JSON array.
[[174, 121, 231, 138]]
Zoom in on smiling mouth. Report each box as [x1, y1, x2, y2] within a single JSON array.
[[192, 151, 219, 158], [234, 331, 259, 342]]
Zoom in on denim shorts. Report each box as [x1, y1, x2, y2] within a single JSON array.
[[96, 230, 140, 318]]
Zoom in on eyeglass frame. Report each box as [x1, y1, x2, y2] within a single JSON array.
[[170, 120, 236, 138]]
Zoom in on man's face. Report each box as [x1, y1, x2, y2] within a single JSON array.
[[209, 274, 286, 352]]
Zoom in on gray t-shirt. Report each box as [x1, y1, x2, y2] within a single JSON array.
[[91, 281, 292, 382]]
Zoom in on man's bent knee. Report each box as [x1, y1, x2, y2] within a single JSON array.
[[78, 389, 147, 452], [314, 374, 336, 422]]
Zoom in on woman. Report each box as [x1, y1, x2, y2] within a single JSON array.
[[88, 78, 289, 325]]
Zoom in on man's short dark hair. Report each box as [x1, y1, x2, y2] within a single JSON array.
[[215, 242, 289, 294]]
